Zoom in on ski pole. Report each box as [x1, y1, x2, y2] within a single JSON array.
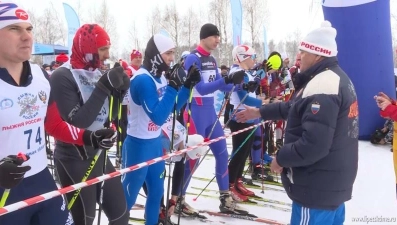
[[67, 149, 103, 209], [176, 85, 194, 224], [165, 96, 178, 225], [194, 125, 259, 201], [96, 94, 119, 225], [183, 92, 249, 190], [163, 62, 184, 225]]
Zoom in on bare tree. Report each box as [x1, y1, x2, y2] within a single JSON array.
[[284, 29, 301, 63], [276, 41, 285, 54], [127, 21, 142, 51], [242, 0, 269, 47], [209, 0, 231, 65], [146, 6, 162, 41], [160, 2, 183, 57], [181, 6, 199, 50], [268, 39, 276, 54], [91, 0, 119, 61], [32, 6, 65, 45]]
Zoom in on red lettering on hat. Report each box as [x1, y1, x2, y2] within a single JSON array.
[[15, 9, 28, 20], [300, 42, 331, 55]]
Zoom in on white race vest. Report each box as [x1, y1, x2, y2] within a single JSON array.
[[192, 70, 216, 98], [61, 63, 109, 131], [0, 64, 50, 177], [230, 68, 256, 109], [127, 68, 167, 139]]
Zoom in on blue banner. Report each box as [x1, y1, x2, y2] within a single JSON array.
[[230, 0, 242, 47], [323, 0, 394, 139], [63, 3, 80, 57], [263, 25, 268, 59]]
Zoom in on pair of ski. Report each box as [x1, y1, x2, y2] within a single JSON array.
[[130, 204, 287, 225], [189, 187, 291, 207], [130, 204, 223, 224], [185, 191, 291, 213]]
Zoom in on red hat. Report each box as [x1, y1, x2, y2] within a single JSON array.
[[56, 53, 69, 63], [70, 24, 111, 70], [130, 49, 142, 61]]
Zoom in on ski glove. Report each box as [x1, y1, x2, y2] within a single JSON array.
[[183, 64, 201, 88], [224, 70, 245, 85], [243, 81, 259, 93], [0, 154, 31, 189], [96, 67, 130, 95], [83, 128, 117, 150], [167, 63, 184, 91]]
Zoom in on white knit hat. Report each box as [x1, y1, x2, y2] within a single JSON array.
[[233, 45, 256, 63], [0, 1, 31, 30], [153, 33, 175, 54], [298, 21, 337, 57]]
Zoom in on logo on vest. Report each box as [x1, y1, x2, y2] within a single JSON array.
[[148, 120, 160, 131], [38, 91, 47, 104], [202, 61, 215, 68], [18, 93, 39, 119], [0, 98, 13, 110], [157, 86, 167, 98]]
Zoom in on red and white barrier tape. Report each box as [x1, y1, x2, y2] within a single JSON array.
[[0, 121, 266, 216]]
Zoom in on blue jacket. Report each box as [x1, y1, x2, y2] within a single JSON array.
[[259, 57, 359, 210]]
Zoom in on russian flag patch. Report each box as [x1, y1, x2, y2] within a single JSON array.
[[311, 102, 320, 114]]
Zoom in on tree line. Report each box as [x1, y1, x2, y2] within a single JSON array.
[[29, 0, 397, 68]]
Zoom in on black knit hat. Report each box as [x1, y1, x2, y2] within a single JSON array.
[[200, 23, 220, 40]]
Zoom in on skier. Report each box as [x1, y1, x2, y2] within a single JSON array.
[[174, 23, 247, 216], [227, 45, 265, 202], [121, 33, 200, 225], [50, 24, 130, 225], [0, 2, 116, 225]]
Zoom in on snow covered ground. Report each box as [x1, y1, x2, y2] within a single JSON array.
[[91, 137, 397, 225]]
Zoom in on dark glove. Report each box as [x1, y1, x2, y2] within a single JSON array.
[[183, 64, 201, 88], [243, 81, 259, 93], [0, 154, 31, 189], [224, 70, 245, 85], [167, 63, 183, 91], [96, 67, 129, 94], [83, 129, 117, 149]]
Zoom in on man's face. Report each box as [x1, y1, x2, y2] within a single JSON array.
[[0, 23, 33, 64], [203, 35, 220, 51], [283, 58, 290, 67], [221, 69, 228, 76], [161, 49, 175, 66], [98, 45, 110, 62], [295, 54, 301, 67], [131, 55, 142, 67], [300, 51, 321, 72]]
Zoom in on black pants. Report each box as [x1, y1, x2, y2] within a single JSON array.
[[223, 101, 233, 125], [55, 151, 129, 225], [228, 120, 255, 184]]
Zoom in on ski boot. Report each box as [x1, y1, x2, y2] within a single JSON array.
[[235, 178, 255, 197], [219, 191, 249, 215]]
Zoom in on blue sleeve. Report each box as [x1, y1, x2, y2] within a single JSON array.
[[184, 54, 233, 95], [236, 90, 261, 107], [130, 75, 177, 125], [176, 86, 190, 111], [276, 93, 340, 168]]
